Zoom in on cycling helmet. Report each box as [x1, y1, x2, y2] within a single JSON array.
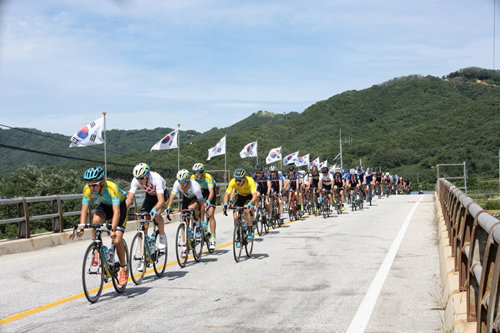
[[385, 172, 390, 176], [176, 169, 190, 184], [84, 167, 104, 181], [133, 163, 150, 178], [350, 168, 355, 175], [367, 167, 372, 173], [192, 163, 205, 174], [269, 165, 277, 172], [321, 166, 328, 173], [311, 166, 318, 173], [234, 168, 247, 179], [335, 167, 341, 173], [255, 165, 264, 172], [288, 166, 295, 172]]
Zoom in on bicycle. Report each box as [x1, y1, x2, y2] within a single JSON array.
[[333, 188, 343, 215], [254, 194, 267, 236], [72, 222, 129, 303], [320, 190, 330, 219], [129, 212, 169, 285], [230, 206, 254, 262], [268, 192, 282, 229], [175, 209, 203, 268], [287, 191, 299, 221]]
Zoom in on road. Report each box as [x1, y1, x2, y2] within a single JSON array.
[[0, 194, 443, 332]]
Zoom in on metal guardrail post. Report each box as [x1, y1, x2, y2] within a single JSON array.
[[52, 195, 64, 233], [17, 198, 30, 238]]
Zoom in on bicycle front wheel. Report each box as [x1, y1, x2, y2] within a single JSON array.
[[111, 239, 129, 293], [176, 223, 188, 268], [153, 231, 168, 277], [233, 222, 243, 262], [82, 243, 104, 303], [192, 225, 203, 263], [245, 228, 254, 258], [129, 233, 146, 285]]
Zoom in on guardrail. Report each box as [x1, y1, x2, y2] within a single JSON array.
[[437, 178, 500, 332], [0, 184, 227, 239]]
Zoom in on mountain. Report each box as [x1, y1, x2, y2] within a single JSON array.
[[1, 67, 499, 190]]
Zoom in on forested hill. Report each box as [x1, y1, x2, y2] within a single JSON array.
[[1, 67, 499, 190]]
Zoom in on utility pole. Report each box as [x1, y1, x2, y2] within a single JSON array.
[[339, 128, 343, 171]]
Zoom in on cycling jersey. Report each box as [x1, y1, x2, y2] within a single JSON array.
[[364, 172, 374, 185], [347, 175, 359, 187], [129, 171, 166, 196], [190, 172, 216, 189], [285, 172, 299, 191], [226, 176, 257, 196], [320, 172, 333, 186], [309, 173, 320, 188], [333, 173, 343, 187], [375, 172, 383, 182], [268, 174, 281, 193], [171, 179, 204, 200], [252, 172, 269, 194], [356, 171, 365, 183], [82, 181, 126, 206]]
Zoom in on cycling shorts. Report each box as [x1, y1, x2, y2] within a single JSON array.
[[322, 184, 332, 192], [181, 196, 199, 210], [141, 188, 170, 213], [202, 188, 216, 206], [235, 194, 252, 208], [95, 201, 127, 233]]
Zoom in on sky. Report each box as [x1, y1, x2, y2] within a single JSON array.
[[0, 0, 498, 136]]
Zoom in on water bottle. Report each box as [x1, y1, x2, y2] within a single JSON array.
[[242, 221, 247, 231], [201, 221, 208, 230], [187, 226, 193, 240], [150, 234, 155, 247]]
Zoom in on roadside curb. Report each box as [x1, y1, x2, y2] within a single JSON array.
[[434, 192, 476, 333], [0, 206, 223, 255]]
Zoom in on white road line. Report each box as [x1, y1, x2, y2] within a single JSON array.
[[346, 195, 424, 333]]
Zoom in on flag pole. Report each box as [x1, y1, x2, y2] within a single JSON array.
[[224, 135, 227, 182], [256, 140, 258, 167], [103, 112, 107, 181], [177, 123, 180, 171], [340, 128, 343, 171]]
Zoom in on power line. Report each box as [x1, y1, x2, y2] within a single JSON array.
[[0, 123, 127, 155], [0, 143, 133, 167]]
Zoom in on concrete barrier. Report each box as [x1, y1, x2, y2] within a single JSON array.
[[0, 207, 223, 255]]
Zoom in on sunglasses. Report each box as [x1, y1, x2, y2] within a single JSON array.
[[235, 179, 244, 183], [88, 182, 101, 188], [193, 171, 202, 175], [137, 177, 146, 181]]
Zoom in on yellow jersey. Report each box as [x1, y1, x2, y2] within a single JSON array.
[[225, 176, 257, 196], [82, 181, 126, 206]]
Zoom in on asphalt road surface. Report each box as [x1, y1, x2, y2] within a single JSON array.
[[0, 194, 443, 332]]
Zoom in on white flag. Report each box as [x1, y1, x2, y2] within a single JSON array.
[[295, 154, 310, 167], [266, 147, 282, 164], [319, 160, 328, 169], [69, 116, 104, 147], [283, 151, 299, 165], [240, 141, 257, 158], [309, 157, 320, 169], [150, 129, 179, 151], [207, 136, 226, 161]]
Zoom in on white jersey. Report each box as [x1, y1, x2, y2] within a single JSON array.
[[129, 171, 166, 196], [320, 172, 334, 186], [171, 179, 203, 200]]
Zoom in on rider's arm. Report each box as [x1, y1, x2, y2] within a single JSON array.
[[166, 191, 176, 210], [125, 191, 135, 208], [111, 205, 121, 233], [154, 192, 165, 212]]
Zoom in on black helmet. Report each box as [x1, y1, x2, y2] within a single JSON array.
[[321, 167, 328, 173], [288, 166, 295, 172], [255, 164, 263, 172]]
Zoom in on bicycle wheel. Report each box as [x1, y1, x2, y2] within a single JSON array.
[[192, 224, 203, 262], [175, 223, 188, 268], [322, 202, 329, 219], [111, 239, 129, 293], [82, 243, 104, 303], [153, 231, 168, 277], [245, 227, 254, 258], [233, 222, 243, 262], [129, 232, 146, 285]]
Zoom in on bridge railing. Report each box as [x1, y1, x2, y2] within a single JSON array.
[[437, 178, 500, 332], [0, 184, 227, 239]]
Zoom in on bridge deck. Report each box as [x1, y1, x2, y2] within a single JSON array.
[[0, 194, 442, 332]]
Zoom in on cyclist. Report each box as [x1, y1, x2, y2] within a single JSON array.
[[75, 167, 128, 286], [308, 166, 321, 212], [267, 165, 284, 222], [126, 163, 168, 251], [363, 167, 375, 202], [346, 168, 361, 193], [284, 166, 303, 213], [318, 166, 334, 211], [223, 168, 258, 248], [252, 165, 271, 220], [166, 169, 205, 258], [332, 167, 345, 210], [190, 163, 217, 250], [375, 168, 383, 196]]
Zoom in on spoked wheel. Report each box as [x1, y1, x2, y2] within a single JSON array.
[[153, 231, 168, 277], [82, 243, 104, 303], [245, 227, 254, 258], [111, 240, 129, 293], [255, 208, 263, 236], [204, 227, 215, 254], [175, 223, 188, 268], [129, 233, 146, 285], [233, 222, 243, 262], [322, 202, 329, 219], [192, 224, 203, 262]]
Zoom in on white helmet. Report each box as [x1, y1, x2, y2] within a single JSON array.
[[133, 163, 150, 178], [176, 169, 190, 184], [350, 168, 355, 174], [385, 172, 390, 176], [192, 163, 205, 174]]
